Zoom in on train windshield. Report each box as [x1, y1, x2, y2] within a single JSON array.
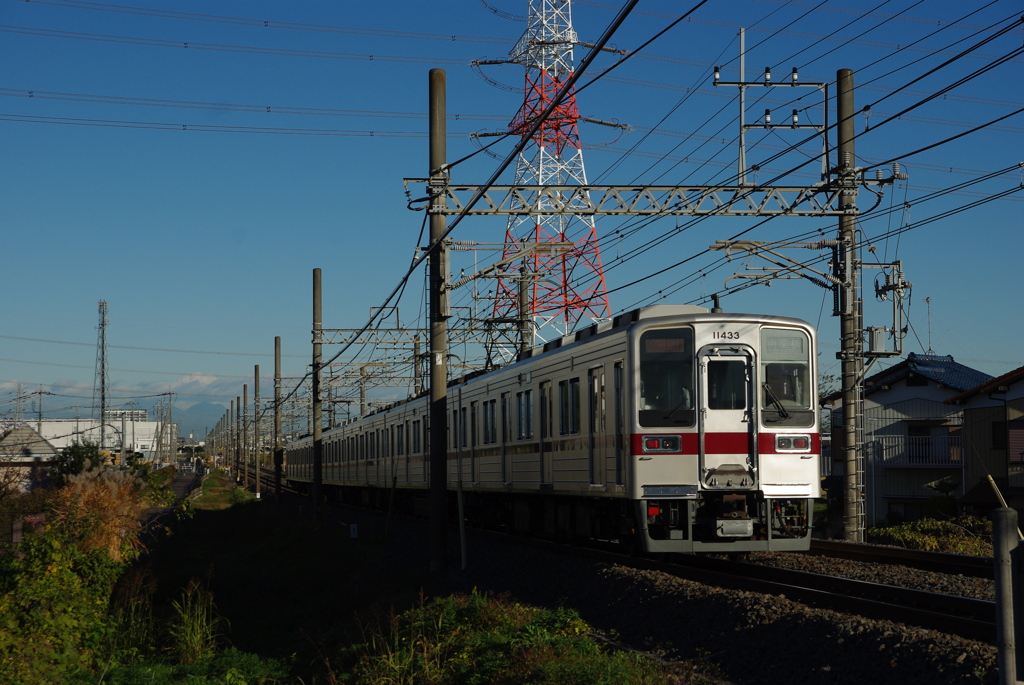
[[759, 328, 814, 427], [638, 328, 695, 427]]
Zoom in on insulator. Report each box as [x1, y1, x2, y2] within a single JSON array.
[[764, 66, 771, 83], [713, 66, 720, 83], [791, 67, 798, 84], [764, 109, 771, 125], [791, 109, 799, 126]]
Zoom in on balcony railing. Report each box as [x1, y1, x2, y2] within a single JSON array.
[[869, 435, 963, 467]]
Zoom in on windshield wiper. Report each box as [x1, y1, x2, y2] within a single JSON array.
[[762, 382, 790, 420]]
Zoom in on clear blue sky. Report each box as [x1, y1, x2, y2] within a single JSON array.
[[2, 0, 1021, 433]]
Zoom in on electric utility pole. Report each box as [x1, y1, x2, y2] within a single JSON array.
[[312, 268, 324, 520], [429, 68, 450, 572]]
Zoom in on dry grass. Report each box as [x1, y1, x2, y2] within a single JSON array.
[[48, 460, 148, 562]]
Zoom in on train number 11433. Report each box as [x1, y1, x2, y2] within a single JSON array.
[[712, 331, 741, 340]]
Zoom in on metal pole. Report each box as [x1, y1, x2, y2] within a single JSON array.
[[254, 364, 261, 500], [274, 336, 282, 497], [837, 68, 864, 542], [518, 265, 531, 354], [242, 384, 248, 489], [235, 397, 241, 482], [312, 268, 323, 520], [429, 68, 450, 572], [995, 508, 1018, 685]]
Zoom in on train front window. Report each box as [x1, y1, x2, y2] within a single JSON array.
[[760, 328, 814, 427], [638, 328, 695, 428]]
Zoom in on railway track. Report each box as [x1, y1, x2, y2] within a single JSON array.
[[672, 552, 996, 642], [523, 538, 997, 643], [807, 539, 992, 578], [233, 472, 997, 642]]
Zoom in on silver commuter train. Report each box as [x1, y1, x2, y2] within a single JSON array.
[[286, 304, 822, 553]]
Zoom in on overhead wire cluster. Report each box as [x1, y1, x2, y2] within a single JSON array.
[[4, 0, 1022, 427]]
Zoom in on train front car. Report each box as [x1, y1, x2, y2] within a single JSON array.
[[631, 312, 820, 552]]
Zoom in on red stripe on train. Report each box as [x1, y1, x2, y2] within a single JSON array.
[[631, 432, 820, 455]]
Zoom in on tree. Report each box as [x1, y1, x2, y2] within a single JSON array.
[[51, 442, 102, 485]]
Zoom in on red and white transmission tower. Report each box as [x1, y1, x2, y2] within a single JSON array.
[[491, 0, 609, 351]]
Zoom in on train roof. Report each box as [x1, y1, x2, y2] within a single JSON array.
[[362, 304, 815, 418]]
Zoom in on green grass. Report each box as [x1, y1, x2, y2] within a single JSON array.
[[336, 590, 676, 685]]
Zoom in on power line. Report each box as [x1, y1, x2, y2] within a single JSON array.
[[0, 334, 308, 358], [0, 88, 507, 121]]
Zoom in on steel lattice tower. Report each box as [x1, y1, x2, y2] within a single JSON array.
[[491, 0, 609, 352], [93, 300, 108, 449]]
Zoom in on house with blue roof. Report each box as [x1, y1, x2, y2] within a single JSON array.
[[824, 352, 993, 526]]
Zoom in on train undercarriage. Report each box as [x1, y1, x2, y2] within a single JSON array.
[[296, 480, 813, 554]]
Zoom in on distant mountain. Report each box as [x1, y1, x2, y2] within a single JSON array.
[[173, 401, 226, 440]]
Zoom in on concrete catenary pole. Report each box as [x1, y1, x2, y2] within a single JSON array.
[[312, 268, 323, 519], [428, 68, 450, 571], [254, 364, 261, 500], [274, 336, 283, 497], [837, 68, 865, 542]]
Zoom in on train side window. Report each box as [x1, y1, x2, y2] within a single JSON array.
[[461, 406, 468, 448], [412, 420, 421, 453], [470, 402, 478, 448], [517, 389, 534, 439], [558, 378, 581, 434], [483, 399, 497, 444]]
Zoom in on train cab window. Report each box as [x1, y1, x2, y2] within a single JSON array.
[[760, 328, 814, 427], [638, 328, 695, 428]]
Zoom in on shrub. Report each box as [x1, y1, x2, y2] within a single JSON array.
[[0, 461, 150, 683], [0, 515, 123, 683], [867, 516, 993, 556]]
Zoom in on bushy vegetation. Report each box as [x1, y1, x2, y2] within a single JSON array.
[[866, 516, 994, 556], [334, 590, 675, 685], [0, 465, 688, 684], [0, 461, 283, 684]]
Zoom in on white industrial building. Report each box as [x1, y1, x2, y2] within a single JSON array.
[[3, 411, 176, 465]]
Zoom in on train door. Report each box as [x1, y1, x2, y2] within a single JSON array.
[[698, 346, 758, 489], [613, 361, 625, 485], [501, 392, 510, 483], [587, 367, 605, 485], [470, 401, 478, 484], [539, 381, 551, 484]]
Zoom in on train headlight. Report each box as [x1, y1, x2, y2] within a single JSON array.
[[775, 434, 811, 453], [641, 435, 681, 453]]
